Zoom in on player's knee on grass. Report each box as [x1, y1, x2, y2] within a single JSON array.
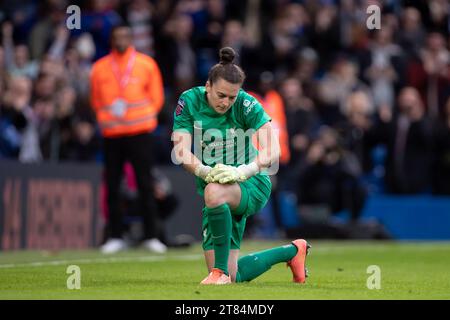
[[204, 183, 228, 208]]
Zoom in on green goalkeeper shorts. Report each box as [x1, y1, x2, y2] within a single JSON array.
[[202, 174, 272, 251]]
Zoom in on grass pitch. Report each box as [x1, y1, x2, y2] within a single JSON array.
[[1, 240, 450, 300]]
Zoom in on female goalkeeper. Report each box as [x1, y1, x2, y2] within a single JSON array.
[[172, 47, 310, 285]]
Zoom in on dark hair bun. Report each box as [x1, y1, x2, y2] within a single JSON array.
[[219, 47, 236, 65]]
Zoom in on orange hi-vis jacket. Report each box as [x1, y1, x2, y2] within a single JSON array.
[[90, 46, 164, 138], [248, 90, 291, 165]]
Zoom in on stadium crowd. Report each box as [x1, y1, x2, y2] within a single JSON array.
[[1, 0, 450, 230]]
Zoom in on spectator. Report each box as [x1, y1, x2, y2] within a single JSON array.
[[67, 116, 101, 162], [65, 33, 96, 98], [33, 72, 58, 100], [1, 76, 29, 159], [221, 20, 244, 60], [225, 0, 277, 48], [39, 52, 66, 80], [170, 13, 197, 98], [47, 24, 70, 61], [49, 85, 77, 161], [193, 0, 227, 84], [79, 0, 123, 61], [339, 0, 368, 50], [34, 97, 57, 161], [408, 32, 450, 118], [0, 0, 38, 44], [310, 3, 340, 71], [421, 0, 449, 36], [397, 7, 427, 59], [28, 1, 67, 60], [123, 0, 155, 57], [291, 47, 319, 100], [1, 75, 43, 162], [432, 95, 450, 195], [2, 21, 39, 79], [317, 55, 370, 126], [360, 27, 403, 111], [257, 3, 310, 77], [221, 19, 256, 70], [279, 77, 318, 174], [371, 87, 434, 194], [338, 90, 376, 173], [296, 126, 367, 222], [156, 12, 196, 99]]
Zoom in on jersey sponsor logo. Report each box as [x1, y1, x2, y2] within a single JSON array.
[[175, 98, 186, 116]]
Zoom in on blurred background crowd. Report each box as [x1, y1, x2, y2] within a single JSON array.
[[1, 0, 450, 237]]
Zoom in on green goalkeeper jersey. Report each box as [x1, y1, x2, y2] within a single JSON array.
[[173, 86, 271, 195]]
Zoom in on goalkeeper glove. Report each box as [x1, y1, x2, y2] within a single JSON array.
[[206, 163, 259, 184], [195, 164, 212, 181]]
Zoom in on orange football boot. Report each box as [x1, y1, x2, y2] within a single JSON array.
[[287, 239, 311, 283], [200, 268, 232, 285]]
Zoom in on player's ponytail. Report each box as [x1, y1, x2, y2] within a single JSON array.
[[208, 47, 245, 85]]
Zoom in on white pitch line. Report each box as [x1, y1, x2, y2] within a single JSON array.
[[0, 254, 202, 269]]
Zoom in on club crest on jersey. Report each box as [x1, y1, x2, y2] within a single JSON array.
[[244, 100, 257, 115], [175, 98, 186, 116]]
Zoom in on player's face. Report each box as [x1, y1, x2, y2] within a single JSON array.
[[205, 78, 241, 114]]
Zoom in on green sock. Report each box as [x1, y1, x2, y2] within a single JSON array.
[[205, 203, 231, 275], [235, 244, 298, 282]]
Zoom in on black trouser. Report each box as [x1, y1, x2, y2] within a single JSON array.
[[103, 133, 157, 239]]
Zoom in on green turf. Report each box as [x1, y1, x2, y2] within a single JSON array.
[[1, 240, 450, 300]]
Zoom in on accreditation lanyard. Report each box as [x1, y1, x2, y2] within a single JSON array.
[[110, 48, 136, 97]]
